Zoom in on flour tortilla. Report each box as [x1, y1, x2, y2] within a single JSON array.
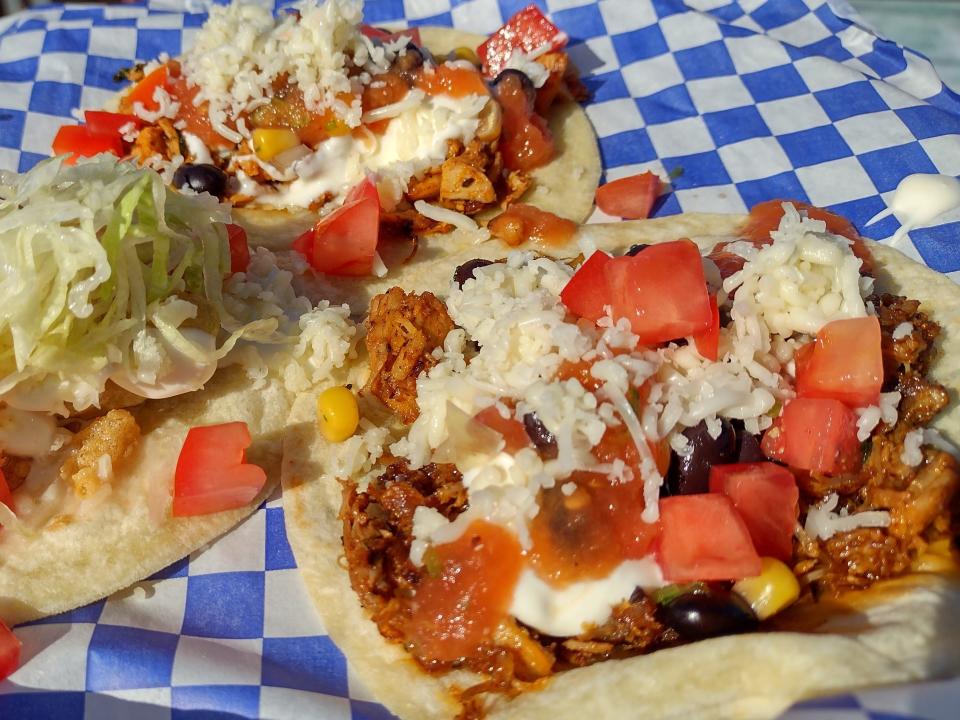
[[0, 364, 290, 626], [110, 27, 601, 251], [281, 214, 960, 719]]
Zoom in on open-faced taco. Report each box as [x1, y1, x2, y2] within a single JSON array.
[[0, 156, 361, 629], [52, 0, 600, 259], [281, 201, 960, 718]]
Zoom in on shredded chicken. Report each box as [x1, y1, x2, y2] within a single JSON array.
[[130, 118, 180, 164], [365, 288, 454, 423], [60, 409, 141, 498]]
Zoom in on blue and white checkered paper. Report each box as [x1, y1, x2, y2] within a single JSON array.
[[1, 0, 959, 717]]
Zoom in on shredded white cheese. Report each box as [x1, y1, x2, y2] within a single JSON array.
[[892, 322, 914, 340], [413, 200, 479, 232], [804, 493, 891, 540], [901, 428, 925, 467]]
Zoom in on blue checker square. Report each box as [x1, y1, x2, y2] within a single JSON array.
[[262, 636, 348, 696], [653, 189, 680, 217], [857, 45, 909, 80], [553, 4, 605, 41], [28, 81, 82, 116], [777, 124, 852, 168], [926, 85, 960, 116], [41, 27, 90, 54], [172, 685, 260, 720], [741, 64, 808, 102], [660, 150, 731, 189], [352, 699, 401, 720], [86, 625, 180, 691], [794, 36, 853, 63], [815, 82, 887, 122], [135, 29, 181, 62], [410, 12, 453, 28], [674, 41, 736, 81], [734, 170, 808, 210], [0, 691, 86, 720], [265, 506, 297, 571], [0, 108, 25, 149], [85, 55, 132, 91], [149, 554, 190, 581], [910, 222, 960, 274], [895, 106, 960, 141], [362, 0, 404, 24], [828, 195, 895, 239], [649, 0, 685, 19], [611, 25, 668, 66], [18, 151, 47, 172], [0, 57, 39, 83], [183, 572, 265, 639], [597, 128, 657, 169], [583, 70, 630, 103], [703, 105, 770, 147], [749, 0, 810, 30], [705, 3, 746, 23], [858, 142, 937, 193], [814, 1, 851, 33], [59, 7, 106, 22], [184, 12, 210, 28], [635, 84, 697, 125], [718, 22, 753, 39]]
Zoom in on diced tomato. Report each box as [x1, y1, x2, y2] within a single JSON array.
[[706, 242, 757, 281], [604, 239, 713, 346], [761, 397, 862, 475], [709, 462, 799, 562], [0, 621, 20, 682], [658, 494, 762, 582], [172, 422, 267, 517], [360, 24, 422, 48], [474, 405, 531, 453], [225, 224, 251, 274], [405, 520, 522, 663], [167, 76, 234, 150], [84, 110, 141, 137], [120, 64, 170, 113], [560, 251, 613, 323], [477, 5, 568, 77], [416, 64, 489, 99], [293, 177, 380, 276], [795, 316, 882, 408], [594, 172, 662, 220], [0, 469, 12, 515], [52, 125, 125, 164], [740, 200, 874, 275], [692, 294, 720, 361], [488, 203, 577, 248], [495, 72, 554, 172], [556, 358, 604, 392]]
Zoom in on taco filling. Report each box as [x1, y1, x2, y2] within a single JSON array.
[[336, 201, 958, 708], [53, 1, 586, 243]]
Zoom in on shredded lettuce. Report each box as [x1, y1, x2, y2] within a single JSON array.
[[0, 156, 268, 414]]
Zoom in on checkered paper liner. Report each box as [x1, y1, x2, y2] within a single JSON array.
[[1, 0, 959, 717]]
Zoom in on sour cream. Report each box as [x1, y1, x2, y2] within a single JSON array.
[[866, 173, 960, 244]]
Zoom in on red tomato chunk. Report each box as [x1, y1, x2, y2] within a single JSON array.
[[692, 294, 720, 361], [594, 171, 662, 220], [559, 250, 613, 322], [709, 462, 799, 562], [0, 621, 20, 682], [173, 422, 266, 517], [225, 224, 251, 274], [795, 316, 882, 408], [761, 397, 861, 475], [658, 494, 761, 582], [52, 125, 124, 164], [474, 406, 531, 453], [477, 5, 567, 77]]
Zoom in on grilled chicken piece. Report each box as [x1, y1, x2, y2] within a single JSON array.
[[61, 409, 141, 498]]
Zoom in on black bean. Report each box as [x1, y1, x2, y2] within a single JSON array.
[[736, 428, 765, 463], [625, 243, 648, 256], [523, 412, 558, 460], [394, 44, 430, 82], [172, 163, 227, 198], [666, 419, 737, 495], [492, 68, 536, 106], [453, 258, 494, 288], [655, 589, 758, 641]]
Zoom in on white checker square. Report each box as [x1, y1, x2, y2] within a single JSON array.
[[834, 111, 915, 154], [674, 184, 748, 214], [544, 0, 596, 9], [718, 137, 792, 182], [100, 576, 188, 635], [259, 686, 352, 720], [181, 28, 200, 51], [35, 52, 87, 84], [796, 156, 878, 205], [568, 36, 619, 76], [771, 14, 832, 47], [138, 14, 188, 30], [347, 663, 379, 703], [403, 0, 449, 20], [858, 678, 960, 720], [81, 86, 121, 113], [0, 81, 33, 112], [103, 5, 153, 20], [647, 116, 715, 157], [451, 0, 503, 35], [756, 94, 831, 135], [621, 54, 682, 97], [0, 30, 44, 62], [171, 636, 263, 686], [89, 26, 137, 59], [585, 98, 642, 137], [658, 12, 721, 52], [873, 80, 924, 110], [723, 34, 791, 75], [921, 136, 960, 176], [0, 147, 20, 173], [20, 112, 72, 155], [837, 24, 877, 57], [263, 568, 328, 638], [187, 504, 265, 575], [842, 56, 880, 80], [885, 52, 944, 99], [2, 624, 93, 692], [604, 160, 665, 183], [794, 56, 863, 91], [87, 689, 173, 720], [598, 0, 659, 34], [686, 75, 753, 114]]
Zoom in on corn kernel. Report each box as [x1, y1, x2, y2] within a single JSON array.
[[733, 557, 800, 620], [317, 386, 360, 443], [452, 46, 480, 65], [252, 128, 301, 161]]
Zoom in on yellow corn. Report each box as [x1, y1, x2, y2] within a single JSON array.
[[252, 128, 301, 161], [452, 46, 480, 65], [317, 386, 360, 442], [733, 557, 800, 620]]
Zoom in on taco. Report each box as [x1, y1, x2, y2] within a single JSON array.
[[0, 156, 360, 630], [53, 1, 601, 259], [280, 201, 960, 718]]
